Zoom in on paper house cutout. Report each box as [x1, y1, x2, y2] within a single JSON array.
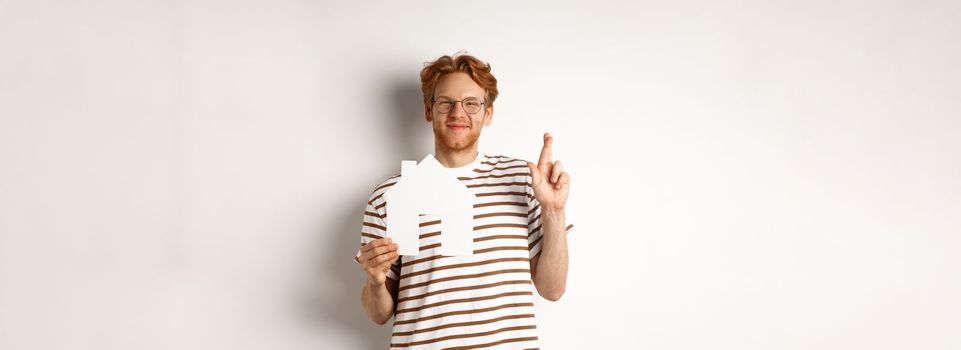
[[383, 154, 476, 256]]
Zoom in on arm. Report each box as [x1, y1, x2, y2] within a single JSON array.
[[530, 208, 568, 301], [526, 132, 572, 302]]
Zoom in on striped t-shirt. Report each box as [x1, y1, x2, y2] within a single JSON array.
[[356, 153, 573, 349]]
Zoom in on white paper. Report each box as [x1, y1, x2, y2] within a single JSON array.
[[383, 154, 476, 256]]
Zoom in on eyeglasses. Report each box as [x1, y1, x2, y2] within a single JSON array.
[[432, 97, 485, 115]]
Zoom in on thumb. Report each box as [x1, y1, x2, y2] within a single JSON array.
[[527, 161, 542, 187]]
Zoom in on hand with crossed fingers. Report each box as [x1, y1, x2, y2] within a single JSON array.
[[526, 132, 571, 211]]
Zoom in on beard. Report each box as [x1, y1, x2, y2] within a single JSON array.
[[434, 123, 482, 152]]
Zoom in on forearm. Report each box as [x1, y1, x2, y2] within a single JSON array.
[[533, 208, 569, 301], [361, 280, 395, 325]]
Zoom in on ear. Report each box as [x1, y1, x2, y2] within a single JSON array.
[[424, 103, 432, 122], [483, 105, 493, 126]]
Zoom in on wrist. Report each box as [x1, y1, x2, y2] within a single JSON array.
[[541, 207, 565, 221], [540, 208, 566, 230], [366, 276, 385, 288]]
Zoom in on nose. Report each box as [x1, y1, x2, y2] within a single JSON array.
[[448, 101, 468, 118]]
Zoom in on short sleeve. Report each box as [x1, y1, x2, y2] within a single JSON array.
[[526, 174, 574, 261], [354, 190, 401, 281]]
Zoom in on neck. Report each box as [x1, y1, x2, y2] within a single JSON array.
[[434, 143, 479, 168]]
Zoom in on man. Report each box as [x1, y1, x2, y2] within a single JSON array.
[[355, 53, 572, 349]]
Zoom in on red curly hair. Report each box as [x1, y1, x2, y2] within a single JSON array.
[[420, 53, 499, 107]]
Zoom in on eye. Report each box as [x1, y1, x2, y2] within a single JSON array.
[[464, 99, 481, 108]]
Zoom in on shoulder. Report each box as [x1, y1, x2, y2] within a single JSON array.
[[366, 174, 401, 205]]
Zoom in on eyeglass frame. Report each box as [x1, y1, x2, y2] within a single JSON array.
[[430, 97, 487, 115]]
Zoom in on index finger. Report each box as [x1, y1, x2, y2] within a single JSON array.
[[538, 132, 553, 167], [361, 237, 392, 253]]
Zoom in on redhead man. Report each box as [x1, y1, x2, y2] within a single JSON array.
[[355, 53, 572, 349]]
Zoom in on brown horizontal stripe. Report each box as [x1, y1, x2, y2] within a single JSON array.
[[394, 302, 534, 326], [363, 222, 386, 231], [420, 242, 441, 251], [465, 181, 529, 188], [420, 231, 441, 239], [473, 212, 527, 220], [529, 224, 542, 236], [361, 232, 380, 240], [480, 159, 521, 167], [401, 254, 449, 268], [458, 171, 529, 181], [476, 191, 530, 198], [419, 219, 441, 227], [392, 313, 535, 337], [396, 280, 532, 304], [373, 180, 399, 194], [401, 257, 528, 280], [475, 246, 528, 255], [567, 223, 574, 231], [399, 268, 530, 292], [528, 214, 539, 226], [443, 336, 540, 350], [528, 235, 542, 250], [474, 234, 527, 243], [368, 192, 385, 205], [474, 201, 526, 208], [365, 210, 384, 219], [395, 291, 532, 315], [375, 202, 386, 210], [474, 223, 527, 231], [476, 163, 527, 171], [473, 164, 529, 173], [391, 325, 537, 348], [527, 204, 539, 215]]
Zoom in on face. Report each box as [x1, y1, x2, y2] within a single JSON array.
[[425, 72, 493, 152]]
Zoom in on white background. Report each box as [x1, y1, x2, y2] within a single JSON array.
[[2, 0, 960, 349]]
